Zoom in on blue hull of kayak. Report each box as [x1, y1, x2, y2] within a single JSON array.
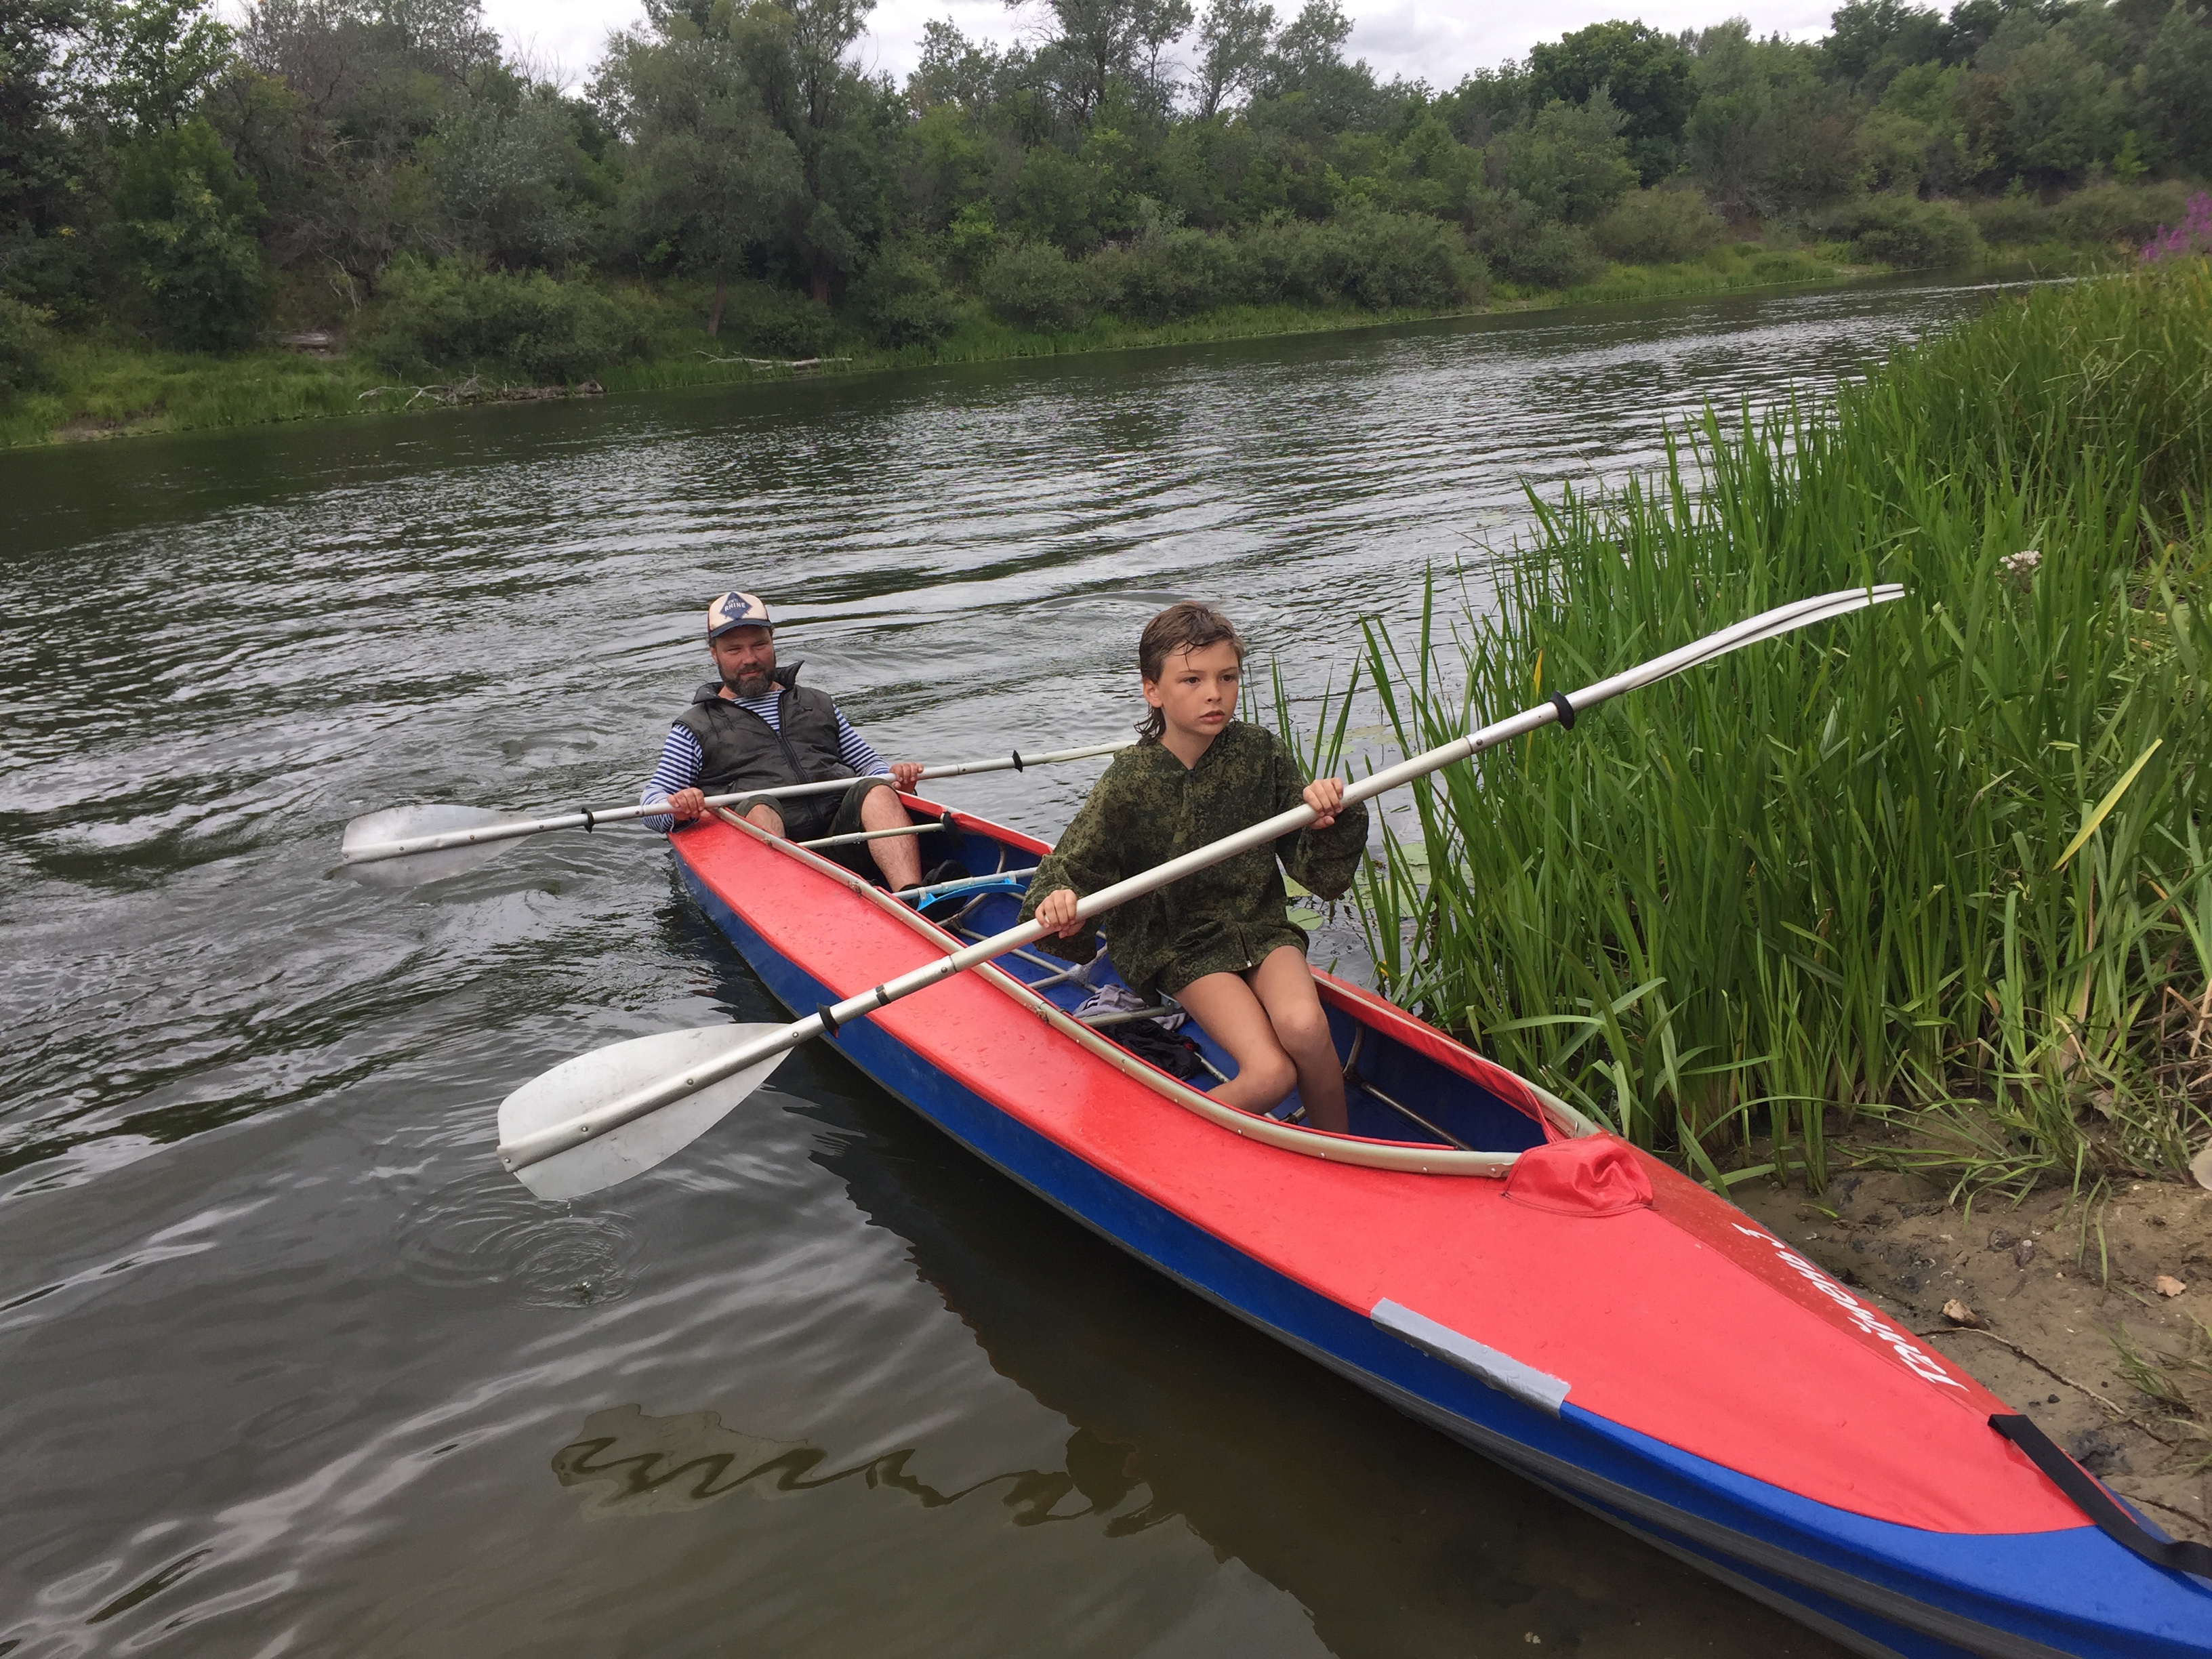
[[678, 857, 2211, 1659]]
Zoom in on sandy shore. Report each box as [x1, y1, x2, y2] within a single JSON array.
[[1734, 1168, 2212, 1544]]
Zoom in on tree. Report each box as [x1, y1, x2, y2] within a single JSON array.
[[1824, 1, 1948, 86], [2135, 0, 2212, 172], [1495, 91, 1637, 222], [113, 115, 265, 346], [739, 0, 893, 302], [1, 0, 84, 237], [596, 14, 800, 331], [84, 0, 235, 134], [1527, 20, 1698, 184], [1191, 0, 1273, 119]]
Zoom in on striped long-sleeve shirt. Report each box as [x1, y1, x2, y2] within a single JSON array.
[[640, 690, 888, 833]]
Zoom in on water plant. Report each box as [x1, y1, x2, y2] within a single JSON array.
[[1333, 262, 2212, 1191]]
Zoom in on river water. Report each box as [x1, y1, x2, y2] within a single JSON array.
[[1, 279, 2010, 1658]]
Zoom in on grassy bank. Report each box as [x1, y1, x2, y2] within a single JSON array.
[[0, 247, 1876, 450], [1336, 260, 2212, 1195]]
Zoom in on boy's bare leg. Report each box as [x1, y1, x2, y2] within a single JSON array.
[[860, 785, 922, 889], [1247, 945, 1348, 1132], [1170, 970, 1298, 1114]]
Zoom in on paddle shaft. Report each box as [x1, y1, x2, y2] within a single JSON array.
[[496, 586, 1899, 1176], [344, 740, 1128, 865]]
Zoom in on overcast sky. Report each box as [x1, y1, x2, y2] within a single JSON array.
[[489, 0, 1841, 92]]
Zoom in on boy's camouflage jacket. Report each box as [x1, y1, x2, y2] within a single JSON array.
[[1017, 720, 1370, 998]]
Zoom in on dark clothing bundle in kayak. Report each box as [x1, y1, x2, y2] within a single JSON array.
[[1017, 720, 1368, 998]]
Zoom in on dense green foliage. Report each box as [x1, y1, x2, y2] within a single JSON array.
[[1340, 263, 2212, 1192], [1, 0, 2206, 388]]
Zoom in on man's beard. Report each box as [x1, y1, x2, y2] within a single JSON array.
[[720, 662, 775, 697]]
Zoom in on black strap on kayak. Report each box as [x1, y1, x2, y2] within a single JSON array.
[[1550, 693, 1576, 730], [938, 810, 958, 835], [1990, 1413, 2212, 1580]]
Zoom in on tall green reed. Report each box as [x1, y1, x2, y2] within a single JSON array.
[[1337, 263, 2212, 1191]]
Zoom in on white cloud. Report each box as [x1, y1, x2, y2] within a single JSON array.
[[482, 0, 1842, 94]]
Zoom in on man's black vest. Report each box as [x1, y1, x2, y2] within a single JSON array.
[[672, 662, 855, 797]]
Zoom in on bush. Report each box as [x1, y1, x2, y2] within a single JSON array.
[[980, 239, 1094, 329], [1234, 216, 1360, 305], [1592, 188, 1727, 264], [362, 257, 659, 380], [1335, 209, 1481, 309], [1971, 188, 2053, 247], [846, 246, 956, 346], [2053, 181, 2196, 247], [113, 119, 266, 352], [0, 293, 55, 399], [1088, 228, 1242, 321], [716, 282, 838, 358], [1828, 197, 1982, 268], [1498, 221, 1605, 288]]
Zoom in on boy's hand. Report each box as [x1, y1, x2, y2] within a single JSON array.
[[1303, 777, 1345, 830], [889, 762, 925, 790], [1034, 888, 1085, 937]]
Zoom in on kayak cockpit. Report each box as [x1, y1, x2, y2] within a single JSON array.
[[917, 823, 1554, 1157]]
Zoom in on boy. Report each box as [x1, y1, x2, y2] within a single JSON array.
[[1021, 602, 1366, 1130]]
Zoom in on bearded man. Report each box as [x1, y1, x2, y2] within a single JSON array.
[[642, 592, 930, 888]]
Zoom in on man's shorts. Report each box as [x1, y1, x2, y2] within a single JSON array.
[[733, 777, 898, 877]]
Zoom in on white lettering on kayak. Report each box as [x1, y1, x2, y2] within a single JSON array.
[[1729, 1223, 1965, 1389]]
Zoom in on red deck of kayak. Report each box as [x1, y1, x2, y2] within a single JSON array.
[[676, 805, 2082, 1538]]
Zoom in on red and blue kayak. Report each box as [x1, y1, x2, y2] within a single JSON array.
[[669, 796, 2211, 1658]]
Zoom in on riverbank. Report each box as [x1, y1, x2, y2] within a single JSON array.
[[1346, 259, 2212, 1194], [0, 245, 1883, 450]]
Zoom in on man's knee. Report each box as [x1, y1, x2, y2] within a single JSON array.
[[743, 802, 785, 834], [853, 777, 907, 829]]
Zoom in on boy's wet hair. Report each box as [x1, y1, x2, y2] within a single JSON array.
[[1136, 602, 1245, 740]]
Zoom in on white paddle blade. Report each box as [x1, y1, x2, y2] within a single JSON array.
[[341, 804, 517, 887], [497, 1025, 792, 1200]]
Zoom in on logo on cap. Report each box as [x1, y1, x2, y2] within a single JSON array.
[[707, 592, 772, 639]]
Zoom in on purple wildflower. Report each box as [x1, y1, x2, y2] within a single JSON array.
[[2140, 192, 2212, 263]]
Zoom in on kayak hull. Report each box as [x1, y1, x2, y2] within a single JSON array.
[[669, 807, 2211, 1659]]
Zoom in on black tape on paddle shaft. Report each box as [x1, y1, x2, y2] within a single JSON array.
[[816, 1003, 840, 1038], [1990, 1413, 2212, 1580], [579, 807, 596, 830], [1010, 750, 1024, 771], [1550, 693, 1576, 730]]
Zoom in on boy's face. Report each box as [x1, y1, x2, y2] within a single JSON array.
[[1144, 640, 1242, 743]]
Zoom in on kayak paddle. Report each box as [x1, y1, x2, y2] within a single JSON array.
[[339, 739, 1130, 886], [494, 585, 1902, 1200]]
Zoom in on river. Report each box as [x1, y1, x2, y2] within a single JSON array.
[[1, 278, 2012, 1658]]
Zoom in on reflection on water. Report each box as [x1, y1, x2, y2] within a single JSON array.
[[0, 281, 2007, 1656], [556, 1402, 1164, 1532]]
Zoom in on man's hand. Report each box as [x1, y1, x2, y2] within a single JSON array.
[[1303, 777, 1345, 830], [888, 761, 924, 790], [1034, 888, 1086, 937], [668, 787, 705, 823]]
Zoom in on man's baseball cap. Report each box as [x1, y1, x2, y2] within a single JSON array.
[[706, 592, 773, 640]]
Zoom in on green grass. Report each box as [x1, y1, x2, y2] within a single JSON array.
[[1322, 260, 2212, 1194]]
